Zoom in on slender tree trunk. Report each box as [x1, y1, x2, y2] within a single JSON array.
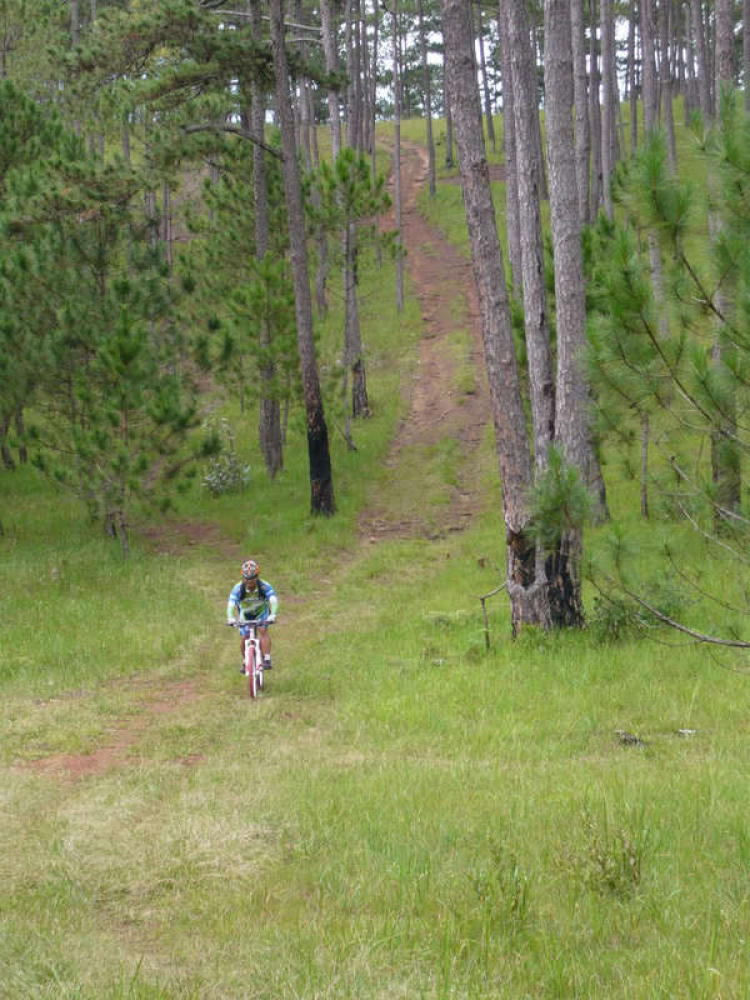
[[571, 0, 591, 223], [370, 1, 380, 177], [641, 410, 649, 518], [444, 55, 454, 168], [589, 0, 603, 219], [745, 0, 750, 111], [629, 0, 639, 152], [321, 0, 343, 160], [660, 0, 678, 170], [270, 0, 335, 513], [690, 0, 711, 117], [418, 0, 436, 197], [250, 1, 283, 477], [545, 0, 587, 626], [477, 4, 496, 152], [443, 0, 551, 633], [600, 0, 615, 217], [711, 0, 741, 530], [362, 0, 373, 155], [1, 414, 15, 470], [498, 7, 523, 294], [345, 222, 369, 418], [393, 0, 404, 312], [505, 0, 555, 470]]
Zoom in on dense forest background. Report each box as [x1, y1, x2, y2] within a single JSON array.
[[4, 0, 750, 642]]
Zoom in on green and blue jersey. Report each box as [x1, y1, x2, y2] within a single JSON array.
[[227, 578, 278, 624]]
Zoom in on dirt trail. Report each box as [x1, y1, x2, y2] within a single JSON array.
[[358, 142, 491, 540]]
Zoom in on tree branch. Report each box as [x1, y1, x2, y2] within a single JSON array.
[[182, 124, 283, 159]]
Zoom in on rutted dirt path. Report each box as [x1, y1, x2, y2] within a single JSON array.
[[358, 141, 491, 540], [21, 141, 492, 780]]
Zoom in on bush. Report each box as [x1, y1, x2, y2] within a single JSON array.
[[201, 417, 252, 496]]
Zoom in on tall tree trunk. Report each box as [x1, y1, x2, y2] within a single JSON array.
[[477, 3, 496, 152], [250, 0, 283, 478], [505, 0, 555, 471], [745, 0, 750, 112], [545, 0, 587, 626], [571, 0, 591, 223], [443, 0, 551, 633], [498, 6, 523, 294], [418, 0, 437, 197], [270, 0, 335, 513], [393, 0, 404, 312]]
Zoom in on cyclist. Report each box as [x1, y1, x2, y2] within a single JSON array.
[[226, 559, 278, 672]]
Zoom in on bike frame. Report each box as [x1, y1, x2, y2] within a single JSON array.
[[241, 620, 270, 699]]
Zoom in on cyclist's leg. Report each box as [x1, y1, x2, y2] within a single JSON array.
[[259, 626, 271, 659]]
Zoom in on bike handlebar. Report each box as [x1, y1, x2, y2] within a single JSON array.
[[227, 619, 275, 628]]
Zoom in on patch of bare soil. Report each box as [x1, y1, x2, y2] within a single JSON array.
[[137, 519, 241, 558], [20, 677, 206, 781], [359, 141, 491, 541]]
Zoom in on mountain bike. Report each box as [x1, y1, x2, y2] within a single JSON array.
[[229, 619, 273, 699]]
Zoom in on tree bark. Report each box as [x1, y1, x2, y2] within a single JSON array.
[[270, 0, 335, 514], [505, 0, 555, 471], [443, 0, 551, 633], [745, 0, 750, 111]]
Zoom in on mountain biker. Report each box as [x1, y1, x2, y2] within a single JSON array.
[[226, 559, 278, 673]]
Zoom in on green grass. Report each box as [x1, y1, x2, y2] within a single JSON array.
[[2, 109, 750, 1000]]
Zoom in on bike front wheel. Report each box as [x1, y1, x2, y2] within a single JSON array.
[[247, 646, 258, 699]]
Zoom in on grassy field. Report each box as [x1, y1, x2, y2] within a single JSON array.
[[2, 115, 750, 999]]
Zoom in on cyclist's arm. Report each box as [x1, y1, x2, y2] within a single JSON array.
[[260, 580, 278, 618], [226, 583, 241, 622]]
